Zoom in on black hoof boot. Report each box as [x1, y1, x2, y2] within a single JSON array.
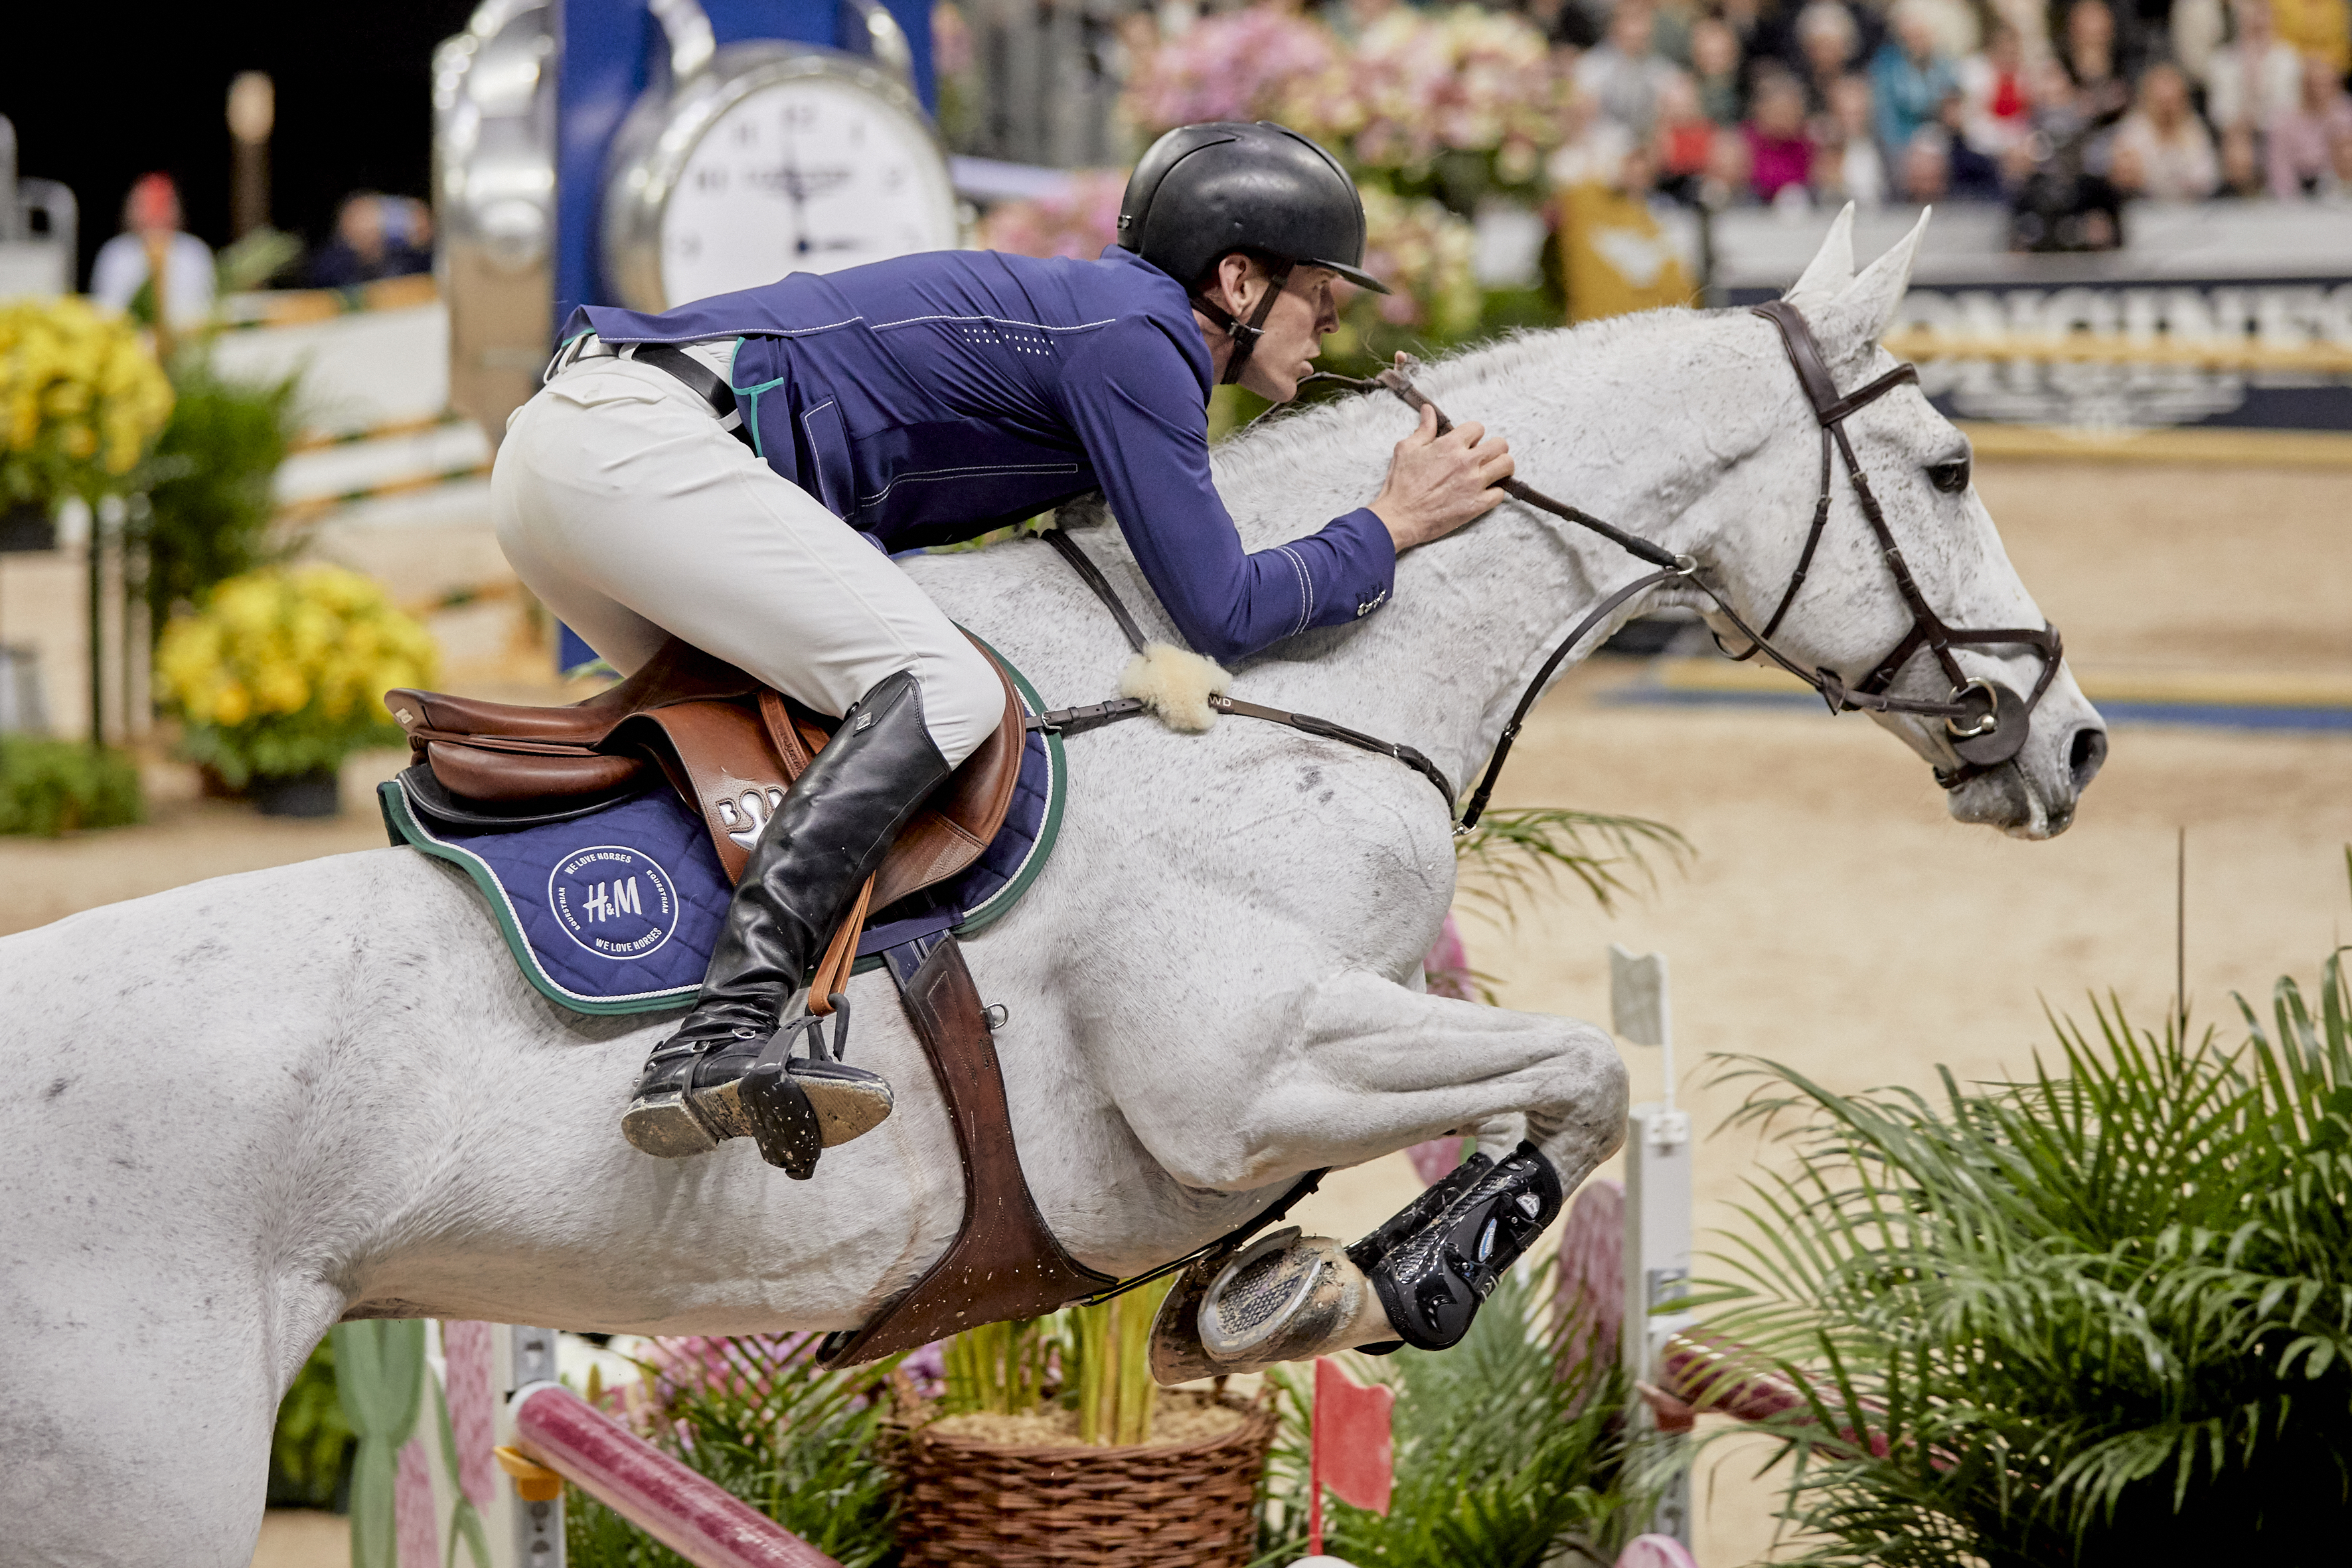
[[1354, 1141, 1565, 1352]]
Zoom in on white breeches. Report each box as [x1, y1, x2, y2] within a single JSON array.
[[491, 356, 1004, 767]]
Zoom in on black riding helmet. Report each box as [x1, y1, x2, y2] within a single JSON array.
[[1117, 121, 1389, 384]]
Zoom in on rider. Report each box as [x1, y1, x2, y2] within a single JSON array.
[[491, 121, 1514, 1175]]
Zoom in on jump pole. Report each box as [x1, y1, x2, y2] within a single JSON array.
[[1611, 945, 1694, 1547], [509, 1379, 844, 1568]]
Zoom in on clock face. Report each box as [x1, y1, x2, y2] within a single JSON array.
[[658, 74, 957, 305]]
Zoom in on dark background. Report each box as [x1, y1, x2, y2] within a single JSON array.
[[7, 1, 480, 287]]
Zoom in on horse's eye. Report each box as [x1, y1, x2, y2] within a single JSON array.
[[1928, 457, 1971, 495]]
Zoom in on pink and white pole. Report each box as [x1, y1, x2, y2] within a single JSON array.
[[510, 1381, 843, 1568]]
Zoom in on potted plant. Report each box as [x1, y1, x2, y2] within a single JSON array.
[[1689, 878, 2352, 1563], [0, 295, 175, 552], [154, 564, 437, 816], [892, 1279, 1280, 1567]]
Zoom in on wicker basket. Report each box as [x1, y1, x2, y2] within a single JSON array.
[[894, 1399, 1277, 1567]]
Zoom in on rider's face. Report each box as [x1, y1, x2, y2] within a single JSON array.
[[1199, 259, 1344, 404]]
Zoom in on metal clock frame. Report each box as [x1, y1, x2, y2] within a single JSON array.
[[601, 40, 955, 313]]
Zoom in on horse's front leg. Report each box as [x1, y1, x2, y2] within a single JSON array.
[[1113, 969, 1627, 1374]]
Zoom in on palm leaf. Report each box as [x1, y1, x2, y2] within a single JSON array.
[[1454, 807, 1691, 919]]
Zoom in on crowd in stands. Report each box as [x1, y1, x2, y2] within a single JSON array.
[[1497, 0, 2352, 245]]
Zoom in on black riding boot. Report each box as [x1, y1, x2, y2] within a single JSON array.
[[621, 670, 953, 1174]]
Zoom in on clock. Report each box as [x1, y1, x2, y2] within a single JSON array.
[[603, 37, 960, 313]]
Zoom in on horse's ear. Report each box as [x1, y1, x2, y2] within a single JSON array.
[[1784, 202, 1857, 303], [1812, 207, 1930, 366]]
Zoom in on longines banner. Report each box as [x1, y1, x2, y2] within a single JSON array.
[[1715, 207, 2352, 433]]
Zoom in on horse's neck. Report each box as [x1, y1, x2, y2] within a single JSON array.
[[1206, 321, 1776, 793]]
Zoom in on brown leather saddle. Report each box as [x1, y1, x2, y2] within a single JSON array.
[[386, 635, 1024, 917], [384, 638, 1111, 1360]]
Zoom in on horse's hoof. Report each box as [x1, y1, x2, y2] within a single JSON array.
[[620, 1091, 722, 1158], [789, 1059, 895, 1146], [1146, 1227, 1397, 1384]]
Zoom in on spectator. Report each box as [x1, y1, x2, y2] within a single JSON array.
[[1911, 0, 1987, 58], [1958, 23, 2038, 157], [1745, 66, 1818, 201], [2172, 0, 2231, 82], [1795, 1, 1863, 110], [1873, 0, 1962, 153], [1702, 118, 1759, 205], [2268, 51, 2352, 193], [1691, 14, 1749, 122], [1934, 89, 2011, 193], [2206, 0, 2305, 131], [1653, 71, 1722, 198], [1900, 125, 1957, 198], [308, 194, 435, 289], [1816, 72, 1891, 202], [2270, 0, 2352, 73], [89, 173, 216, 328], [2219, 119, 2269, 189], [2111, 61, 2224, 196], [2057, 0, 2132, 119], [1577, 1, 1684, 137]]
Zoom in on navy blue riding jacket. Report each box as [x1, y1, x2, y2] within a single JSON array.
[[564, 246, 1395, 664]]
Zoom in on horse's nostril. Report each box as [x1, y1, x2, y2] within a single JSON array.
[[2068, 726, 2108, 791]]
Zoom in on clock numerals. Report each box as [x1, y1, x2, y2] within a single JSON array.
[[653, 71, 957, 303]]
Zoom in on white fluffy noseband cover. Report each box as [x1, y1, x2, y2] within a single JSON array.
[[1118, 643, 1231, 733]]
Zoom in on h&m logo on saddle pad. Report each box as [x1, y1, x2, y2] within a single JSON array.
[[548, 845, 682, 961]]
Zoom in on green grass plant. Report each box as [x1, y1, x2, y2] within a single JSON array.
[[1255, 1265, 1644, 1567], [1692, 856, 2352, 1563]]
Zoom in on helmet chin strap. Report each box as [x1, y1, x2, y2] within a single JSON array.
[[1193, 260, 1294, 386]]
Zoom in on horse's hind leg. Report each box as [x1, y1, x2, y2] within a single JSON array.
[[1122, 969, 1628, 1376], [0, 1282, 285, 1567]]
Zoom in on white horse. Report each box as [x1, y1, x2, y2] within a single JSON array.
[[0, 214, 2103, 1565]]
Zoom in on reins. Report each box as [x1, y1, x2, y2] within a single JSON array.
[[1030, 301, 2062, 826]]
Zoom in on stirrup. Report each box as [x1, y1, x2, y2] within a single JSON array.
[[739, 992, 895, 1178], [621, 993, 894, 1172]]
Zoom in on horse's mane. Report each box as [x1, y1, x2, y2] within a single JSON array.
[[1205, 309, 1715, 552]]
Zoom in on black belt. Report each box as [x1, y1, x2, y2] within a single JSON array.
[[561, 339, 755, 450], [630, 344, 755, 449]]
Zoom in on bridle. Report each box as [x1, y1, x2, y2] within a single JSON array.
[[1031, 299, 2064, 830]]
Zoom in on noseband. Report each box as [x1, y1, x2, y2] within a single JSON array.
[[1038, 300, 2066, 834]]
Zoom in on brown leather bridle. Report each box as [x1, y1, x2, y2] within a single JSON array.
[[1036, 299, 2065, 831]]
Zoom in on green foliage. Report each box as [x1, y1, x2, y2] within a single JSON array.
[[1695, 868, 2352, 1564], [0, 736, 142, 836], [1256, 1267, 1645, 1567], [270, 1335, 356, 1510], [137, 356, 301, 632], [1454, 807, 1691, 920], [564, 1338, 901, 1568], [1066, 1277, 1178, 1446], [939, 1315, 1058, 1417]]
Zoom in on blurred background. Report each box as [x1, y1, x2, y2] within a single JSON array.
[[1, 1, 2347, 1564]]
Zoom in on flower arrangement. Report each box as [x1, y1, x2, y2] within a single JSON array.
[[1123, 4, 1573, 200], [1355, 185, 1481, 337], [155, 565, 437, 787], [1344, 5, 1569, 190], [0, 296, 175, 509], [1119, 5, 1342, 134]]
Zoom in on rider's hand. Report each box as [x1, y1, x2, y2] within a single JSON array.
[[1369, 400, 1514, 554]]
